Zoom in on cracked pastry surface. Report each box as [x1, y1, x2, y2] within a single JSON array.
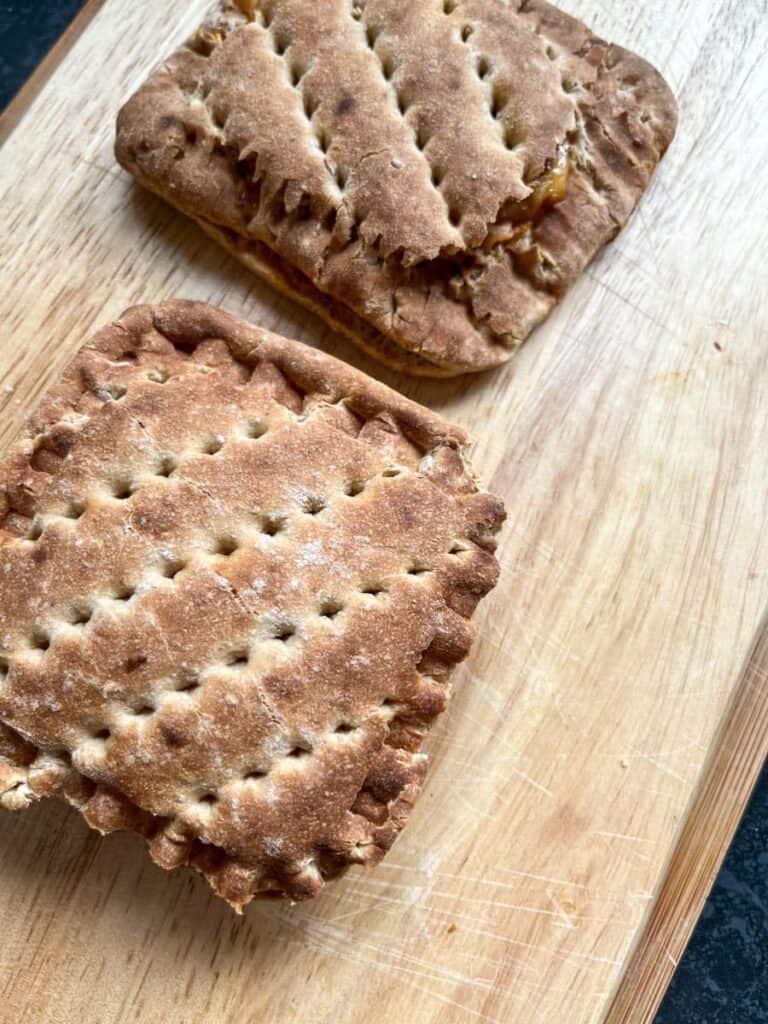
[[115, 0, 676, 376], [0, 300, 504, 907]]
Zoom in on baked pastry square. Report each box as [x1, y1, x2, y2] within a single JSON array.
[[0, 301, 503, 907], [115, 0, 676, 376]]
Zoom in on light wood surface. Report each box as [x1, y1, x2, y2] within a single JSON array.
[[0, 2, 766, 1022]]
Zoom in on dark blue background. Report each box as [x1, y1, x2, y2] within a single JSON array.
[[1, 4, 766, 1021]]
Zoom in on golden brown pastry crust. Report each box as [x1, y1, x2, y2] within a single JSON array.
[[115, 0, 676, 375], [0, 300, 504, 906]]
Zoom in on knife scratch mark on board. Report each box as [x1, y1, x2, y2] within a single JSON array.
[[591, 831, 656, 845], [629, 747, 691, 784], [546, 889, 577, 929], [339, 882, 623, 928], [583, 270, 682, 340], [292, 893, 626, 971]]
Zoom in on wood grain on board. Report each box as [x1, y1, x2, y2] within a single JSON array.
[[606, 623, 768, 1022], [0, 2, 766, 1023]]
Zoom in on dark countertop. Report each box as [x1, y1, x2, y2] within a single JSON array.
[[1, 4, 766, 1022]]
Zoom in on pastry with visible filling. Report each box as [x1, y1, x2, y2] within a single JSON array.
[[115, 0, 676, 375]]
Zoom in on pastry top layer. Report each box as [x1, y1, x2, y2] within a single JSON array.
[[0, 300, 504, 902], [116, 0, 676, 373], [192, 0, 577, 264]]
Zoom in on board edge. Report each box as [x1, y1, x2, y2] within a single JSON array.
[[0, 0, 107, 147], [603, 616, 768, 1023]]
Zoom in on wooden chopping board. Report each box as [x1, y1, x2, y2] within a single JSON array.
[[0, 1, 766, 1022]]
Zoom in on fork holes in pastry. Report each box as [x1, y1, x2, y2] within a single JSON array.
[[503, 122, 524, 149], [90, 727, 111, 741], [225, 648, 250, 667], [448, 541, 468, 555], [303, 495, 326, 515], [176, 675, 201, 695], [449, 206, 462, 226], [343, 479, 365, 497], [271, 624, 296, 643], [416, 125, 431, 151], [105, 382, 127, 401], [0, 656, 8, 679], [303, 92, 319, 119], [202, 435, 225, 455], [243, 418, 268, 439], [162, 556, 186, 579], [133, 703, 154, 717], [288, 745, 311, 758], [212, 535, 239, 557], [272, 28, 291, 56], [335, 164, 348, 189], [243, 769, 267, 781], [315, 126, 331, 153], [460, 23, 473, 41], [148, 368, 170, 384], [431, 166, 444, 187], [382, 467, 402, 478], [365, 23, 380, 48], [319, 599, 344, 619], [199, 791, 218, 805], [111, 478, 135, 500], [113, 583, 136, 602], [288, 57, 308, 87], [380, 53, 396, 80], [407, 562, 431, 576], [476, 56, 492, 79], [119, 351, 138, 363], [490, 83, 506, 119], [27, 519, 43, 541], [63, 499, 85, 520], [67, 603, 93, 627], [156, 454, 178, 477], [361, 583, 385, 597], [260, 513, 285, 537], [29, 628, 50, 652], [443, 0, 457, 12], [334, 722, 355, 734]]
